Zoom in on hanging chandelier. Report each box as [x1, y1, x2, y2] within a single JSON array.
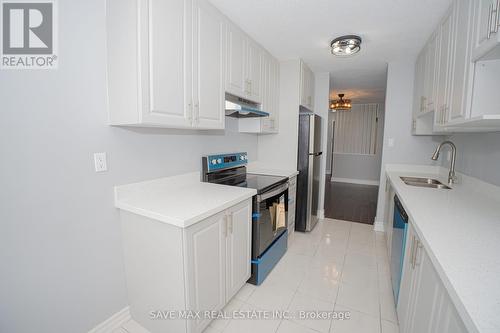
[[330, 94, 352, 111]]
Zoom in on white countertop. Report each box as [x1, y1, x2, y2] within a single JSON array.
[[386, 165, 500, 333], [114, 172, 256, 228], [247, 163, 299, 178]]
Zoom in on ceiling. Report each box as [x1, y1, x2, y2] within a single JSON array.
[[209, 0, 453, 104]]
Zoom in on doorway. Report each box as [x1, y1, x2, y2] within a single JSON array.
[[324, 104, 384, 225]]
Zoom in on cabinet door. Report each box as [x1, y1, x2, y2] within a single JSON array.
[[413, 50, 426, 116], [272, 59, 280, 130], [474, 0, 497, 50], [226, 24, 246, 97], [225, 200, 252, 300], [192, 0, 225, 129], [435, 297, 468, 333], [184, 211, 226, 333], [406, 244, 443, 333], [247, 41, 262, 103], [300, 61, 308, 107], [397, 226, 417, 332], [435, 8, 454, 126], [450, 0, 474, 121], [308, 69, 315, 109], [141, 0, 192, 127], [424, 33, 438, 113]]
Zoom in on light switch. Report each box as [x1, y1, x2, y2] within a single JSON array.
[[388, 138, 395, 147], [94, 152, 107, 172]]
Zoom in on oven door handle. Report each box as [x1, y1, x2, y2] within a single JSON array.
[[257, 182, 289, 202]]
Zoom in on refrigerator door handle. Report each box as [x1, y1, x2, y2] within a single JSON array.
[[308, 152, 323, 156]]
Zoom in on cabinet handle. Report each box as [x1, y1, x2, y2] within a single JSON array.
[[194, 102, 199, 124], [488, 3, 494, 39], [409, 236, 414, 267], [420, 96, 426, 112], [227, 213, 233, 234], [410, 236, 417, 269], [414, 241, 423, 267], [245, 79, 251, 95], [188, 102, 193, 122], [223, 215, 227, 237]]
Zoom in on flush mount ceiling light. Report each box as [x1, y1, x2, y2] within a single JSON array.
[[330, 35, 362, 56], [330, 94, 352, 111]]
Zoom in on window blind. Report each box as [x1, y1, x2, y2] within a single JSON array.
[[333, 104, 379, 155]]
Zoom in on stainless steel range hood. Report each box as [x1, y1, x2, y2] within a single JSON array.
[[225, 94, 269, 118]]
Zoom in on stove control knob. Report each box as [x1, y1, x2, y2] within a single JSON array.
[[217, 158, 222, 164], [211, 159, 217, 165]]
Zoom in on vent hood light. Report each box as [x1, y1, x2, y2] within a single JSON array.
[[224, 95, 269, 118]]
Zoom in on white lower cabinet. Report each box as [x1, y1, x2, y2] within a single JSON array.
[[398, 223, 467, 333], [224, 201, 252, 300], [120, 199, 252, 333]]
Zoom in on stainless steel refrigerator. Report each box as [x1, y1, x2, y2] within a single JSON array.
[[296, 110, 322, 232]]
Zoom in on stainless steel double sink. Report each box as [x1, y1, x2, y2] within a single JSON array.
[[400, 176, 451, 189]]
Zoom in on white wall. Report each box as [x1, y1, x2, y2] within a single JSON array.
[[444, 132, 500, 186], [330, 104, 385, 184], [314, 72, 331, 218], [375, 60, 442, 229], [325, 111, 335, 173], [0, 1, 258, 332], [258, 60, 300, 170]]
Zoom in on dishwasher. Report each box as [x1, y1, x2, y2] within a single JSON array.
[[390, 195, 409, 304]]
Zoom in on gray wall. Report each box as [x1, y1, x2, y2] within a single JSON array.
[[375, 60, 443, 224], [0, 1, 257, 332], [329, 104, 385, 182], [445, 132, 500, 186]]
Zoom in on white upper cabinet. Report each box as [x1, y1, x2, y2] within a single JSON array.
[[146, 0, 191, 127], [424, 33, 438, 114], [226, 24, 247, 98], [300, 61, 315, 110], [412, 0, 500, 133], [107, 0, 225, 129], [237, 50, 280, 134], [246, 41, 263, 103], [193, 0, 225, 129], [472, 0, 500, 60], [434, 7, 455, 127], [449, 0, 475, 122], [226, 28, 263, 103]]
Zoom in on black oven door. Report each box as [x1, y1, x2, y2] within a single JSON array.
[[252, 182, 288, 259]]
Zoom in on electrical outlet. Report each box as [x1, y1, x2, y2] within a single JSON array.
[[94, 152, 107, 172], [388, 138, 395, 147]]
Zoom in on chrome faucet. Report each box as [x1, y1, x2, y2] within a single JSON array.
[[431, 141, 457, 185]]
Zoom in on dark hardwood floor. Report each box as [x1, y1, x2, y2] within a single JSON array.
[[324, 177, 379, 225]]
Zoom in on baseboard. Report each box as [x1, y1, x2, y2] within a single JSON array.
[[373, 219, 385, 232], [331, 177, 380, 186], [88, 307, 131, 333], [317, 209, 325, 219]]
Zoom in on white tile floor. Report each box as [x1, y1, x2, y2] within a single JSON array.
[[205, 218, 399, 333]]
